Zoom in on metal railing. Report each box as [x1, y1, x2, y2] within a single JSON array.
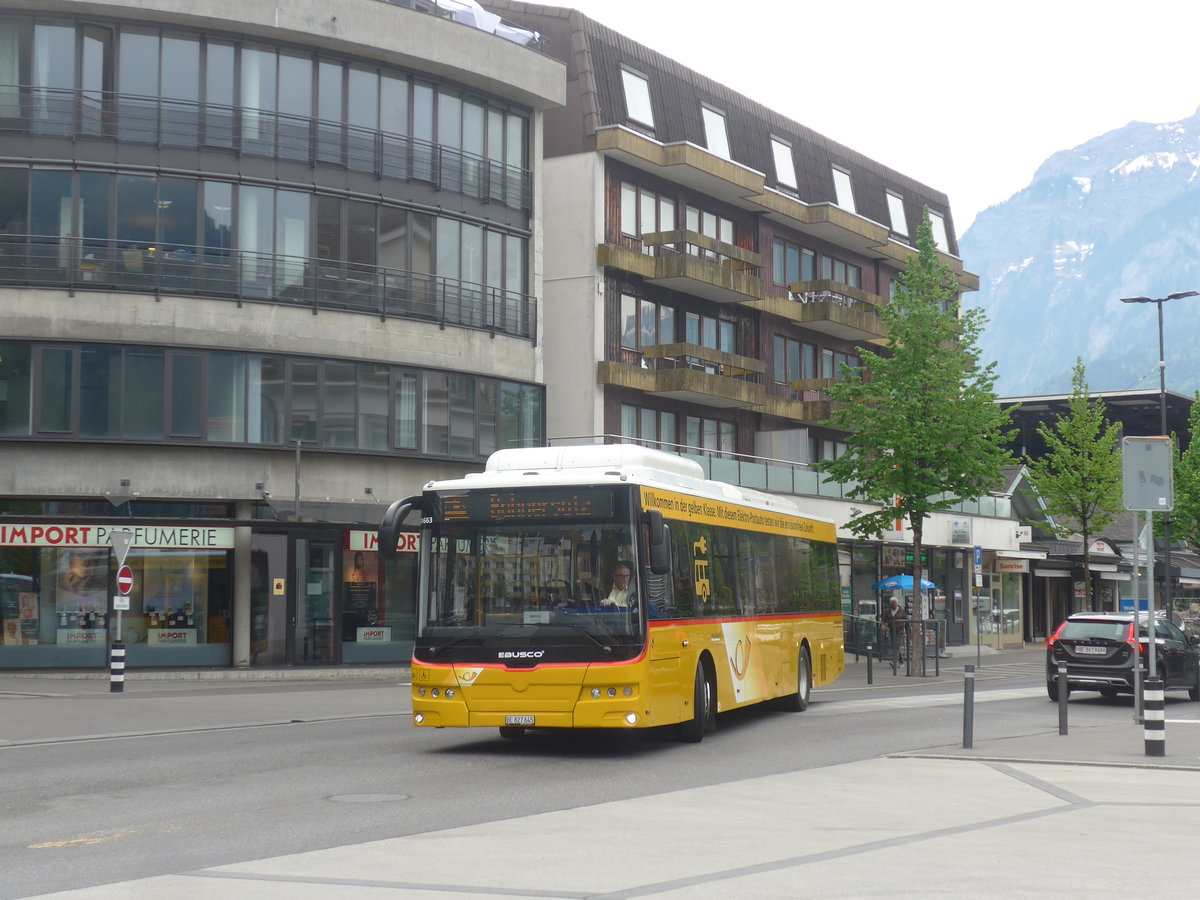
[[2, 86, 532, 211], [545, 434, 1013, 518], [0, 235, 536, 340]]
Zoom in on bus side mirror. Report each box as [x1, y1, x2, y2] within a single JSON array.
[[378, 495, 422, 561], [647, 509, 670, 576]]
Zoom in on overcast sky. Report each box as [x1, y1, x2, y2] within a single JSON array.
[[540, 0, 1200, 234]]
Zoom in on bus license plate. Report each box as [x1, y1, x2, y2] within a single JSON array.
[[505, 715, 535, 726]]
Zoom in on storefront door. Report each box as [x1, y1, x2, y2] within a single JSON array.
[[295, 535, 336, 663], [250, 531, 338, 665]]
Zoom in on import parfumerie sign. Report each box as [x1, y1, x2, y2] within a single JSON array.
[[0, 524, 235, 549]]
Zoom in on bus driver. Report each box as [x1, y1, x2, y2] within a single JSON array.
[[600, 563, 637, 609]]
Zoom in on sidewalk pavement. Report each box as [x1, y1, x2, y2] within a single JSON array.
[[10, 648, 1200, 898]]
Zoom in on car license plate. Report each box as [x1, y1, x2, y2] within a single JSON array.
[[1074, 645, 1107, 655], [505, 715, 535, 726]]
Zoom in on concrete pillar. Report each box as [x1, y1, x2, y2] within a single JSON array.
[[232, 501, 252, 667]]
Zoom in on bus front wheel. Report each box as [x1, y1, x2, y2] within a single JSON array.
[[780, 645, 812, 712], [679, 660, 715, 743]]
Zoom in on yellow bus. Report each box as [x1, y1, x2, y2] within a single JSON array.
[[379, 444, 842, 742]]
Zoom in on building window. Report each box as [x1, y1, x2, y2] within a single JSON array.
[[831, 166, 855, 212], [684, 205, 734, 262], [4, 341, 542, 461], [619, 182, 676, 249], [820, 348, 859, 381], [928, 210, 950, 252], [701, 105, 730, 160], [811, 437, 849, 463], [773, 335, 816, 385], [887, 191, 908, 236], [819, 254, 862, 289], [620, 404, 677, 451], [770, 137, 797, 190], [772, 238, 816, 286], [685, 312, 734, 354], [686, 415, 734, 454], [620, 295, 675, 355], [620, 66, 654, 128]]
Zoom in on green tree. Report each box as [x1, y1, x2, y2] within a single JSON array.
[[1170, 392, 1200, 548], [1026, 358, 1122, 609], [819, 209, 1014, 626]]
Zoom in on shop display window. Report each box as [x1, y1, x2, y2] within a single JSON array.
[[1, 543, 233, 665]]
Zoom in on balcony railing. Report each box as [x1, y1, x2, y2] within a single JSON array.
[[2, 86, 532, 211], [547, 434, 1013, 518], [0, 235, 536, 341]]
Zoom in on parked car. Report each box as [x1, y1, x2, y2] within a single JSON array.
[[1046, 612, 1200, 701]]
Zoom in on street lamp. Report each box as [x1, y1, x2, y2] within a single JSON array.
[[1119, 290, 1199, 623]]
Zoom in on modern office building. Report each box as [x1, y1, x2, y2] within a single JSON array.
[[484, 2, 1025, 649], [0, 0, 563, 667]]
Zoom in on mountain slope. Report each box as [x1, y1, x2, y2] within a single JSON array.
[[961, 108, 1200, 396]]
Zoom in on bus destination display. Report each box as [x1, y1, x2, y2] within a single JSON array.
[[438, 489, 614, 522]]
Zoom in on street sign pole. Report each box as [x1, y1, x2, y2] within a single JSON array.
[[973, 545, 982, 669], [108, 530, 134, 694]]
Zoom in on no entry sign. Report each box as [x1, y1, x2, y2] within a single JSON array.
[[116, 565, 134, 595]]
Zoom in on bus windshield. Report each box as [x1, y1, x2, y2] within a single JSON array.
[[420, 493, 645, 662]]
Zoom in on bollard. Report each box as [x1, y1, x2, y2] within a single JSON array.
[[1143, 676, 1165, 757], [963, 664, 975, 749], [866, 643, 874, 685], [1057, 664, 1068, 735], [109, 640, 125, 693]]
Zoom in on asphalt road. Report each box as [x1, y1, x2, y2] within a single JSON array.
[[0, 655, 1154, 899]]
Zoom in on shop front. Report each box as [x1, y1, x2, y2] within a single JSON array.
[[844, 541, 970, 648], [0, 520, 418, 669], [0, 522, 235, 667]]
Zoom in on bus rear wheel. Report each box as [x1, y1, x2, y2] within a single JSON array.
[[678, 660, 715, 743], [780, 645, 812, 712]]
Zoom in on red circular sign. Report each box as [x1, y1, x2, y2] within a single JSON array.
[[116, 565, 134, 595]]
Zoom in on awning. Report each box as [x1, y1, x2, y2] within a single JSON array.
[[1034, 568, 1072, 578]]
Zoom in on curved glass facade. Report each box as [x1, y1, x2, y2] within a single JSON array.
[[0, 14, 533, 335], [0, 340, 544, 457]]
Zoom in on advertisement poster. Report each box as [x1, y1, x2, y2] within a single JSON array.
[[343, 550, 380, 640], [54, 548, 108, 623]]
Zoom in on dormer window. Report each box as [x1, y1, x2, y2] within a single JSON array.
[[831, 166, 855, 212], [701, 105, 730, 159], [886, 191, 908, 236], [620, 66, 654, 129], [771, 137, 797, 189], [928, 210, 949, 252]]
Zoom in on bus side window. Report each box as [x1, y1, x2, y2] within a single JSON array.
[[671, 522, 695, 617]]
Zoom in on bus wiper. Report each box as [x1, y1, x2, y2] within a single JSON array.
[[553, 623, 614, 655], [426, 636, 478, 657]]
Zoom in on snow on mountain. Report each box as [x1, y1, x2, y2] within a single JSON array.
[[961, 106, 1200, 397]]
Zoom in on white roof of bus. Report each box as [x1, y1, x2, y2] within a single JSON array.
[[424, 444, 826, 522]]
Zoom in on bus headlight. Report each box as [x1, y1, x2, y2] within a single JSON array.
[[623, 686, 633, 697], [625, 713, 638, 725], [431, 688, 439, 698], [445, 689, 455, 699], [417, 687, 426, 697], [591, 688, 601, 699], [607, 687, 617, 698], [414, 713, 425, 724]]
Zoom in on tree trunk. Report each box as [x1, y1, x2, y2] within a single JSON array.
[[911, 517, 925, 676], [1080, 524, 1092, 612]]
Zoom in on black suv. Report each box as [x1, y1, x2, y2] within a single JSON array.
[[1046, 612, 1200, 701]]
